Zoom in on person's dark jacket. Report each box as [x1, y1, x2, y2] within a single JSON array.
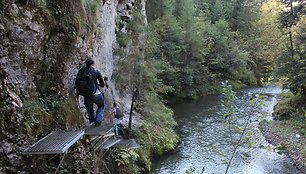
[[75, 67, 105, 92]]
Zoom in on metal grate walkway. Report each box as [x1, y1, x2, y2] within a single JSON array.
[[23, 130, 84, 154], [101, 139, 121, 150], [84, 123, 113, 136], [113, 139, 140, 149]]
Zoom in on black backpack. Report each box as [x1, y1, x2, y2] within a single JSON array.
[[76, 68, 96, 96]]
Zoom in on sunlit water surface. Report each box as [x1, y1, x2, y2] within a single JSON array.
[[152, 86, 301, 174]]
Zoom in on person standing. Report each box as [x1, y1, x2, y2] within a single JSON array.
[[112, 102, 122, 138], [75, 58, 107, 127]]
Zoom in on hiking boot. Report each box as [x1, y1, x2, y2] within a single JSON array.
[[95, 121, 102, 127]]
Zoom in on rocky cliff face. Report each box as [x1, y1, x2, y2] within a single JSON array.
[[0, 0, 145, 173]]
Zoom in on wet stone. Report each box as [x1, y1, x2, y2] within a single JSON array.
[[8, 4, 19, 16], [0, 24, 5, 30], [2, 142, 13, 154]]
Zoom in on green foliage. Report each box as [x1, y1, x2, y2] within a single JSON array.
[[133, 91, 179, 172], [210, 0, 228, 23], [228, 80, 244, 90], [147, 0, 270, 98], [134, 118, 179, 172], [117, 32, 130, 47], [128, 11, 146, 33], [23, 99, 52, 139], [222, 82, 237, 112], [206, 19, 256, 84], [279, 0, 305, 29], [273, 92, 306, 136], [114, 8, 173, 102], [106, 99, 178, 173], [22, 96, 63, 139], [146, 0, 169, 22], [252, 0, 287, 84], [151, 12, 182, 92], [82, 0, 99, 15], [22, 96, 84, 140], [274, 92, 304, 120], [21, 0, 101, 37], [115, 149, 139, 166], [113, 8, 179, 173], [288, 17, 306, 94], [276, 0, 306, 95], [275, 144, 288, 154], [108, 148, 141, 174], [59, 97, 84, 128], [151, 0, 219, 98]]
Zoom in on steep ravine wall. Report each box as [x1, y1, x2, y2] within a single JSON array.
[[0, 0, 147, 173]]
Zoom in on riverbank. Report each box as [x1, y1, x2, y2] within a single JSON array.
[[261, 120, 306, 173], [260, 92, 306, 173], [260, 120, 306, 172]]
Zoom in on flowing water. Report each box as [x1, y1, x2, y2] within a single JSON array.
[[152, 86, 301, 174]]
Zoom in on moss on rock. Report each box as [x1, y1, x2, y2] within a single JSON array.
[[273, 92, 306, 120]]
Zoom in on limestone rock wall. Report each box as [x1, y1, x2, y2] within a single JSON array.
[[0, 0, 146, 173]]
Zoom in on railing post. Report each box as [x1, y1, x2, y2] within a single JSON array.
[[128, 87, 137, 129]]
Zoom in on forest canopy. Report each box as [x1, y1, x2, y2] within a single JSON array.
[[142, 0, 306, 98]]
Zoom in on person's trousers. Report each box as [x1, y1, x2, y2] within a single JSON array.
[[84, 93, 104, 123]]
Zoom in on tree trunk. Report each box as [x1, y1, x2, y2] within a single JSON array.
[[289, 0, 294, 59]]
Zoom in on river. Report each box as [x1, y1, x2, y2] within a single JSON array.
[[152, 86, 301, 174]]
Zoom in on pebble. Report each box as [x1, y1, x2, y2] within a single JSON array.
[[0, 24, 5, 30], [9, 4, 19, 16], [1, 142, 13, 154], [23, 10, 32, 20]]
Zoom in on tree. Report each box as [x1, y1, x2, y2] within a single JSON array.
[[206, 19, 255, 84], [254, 0, 287, 82], [152, 9, 182, 94], [278, 0, 306, 94], [280, 0, 302, 58], [147, 0, 289, 97], [153, 0, 214, 98], [288, 15, 306, 94]]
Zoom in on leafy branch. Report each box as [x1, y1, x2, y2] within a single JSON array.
[[221, 82, 263, 174]]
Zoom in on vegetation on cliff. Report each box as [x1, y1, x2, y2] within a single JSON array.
[[0, 0, 104, 173]]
